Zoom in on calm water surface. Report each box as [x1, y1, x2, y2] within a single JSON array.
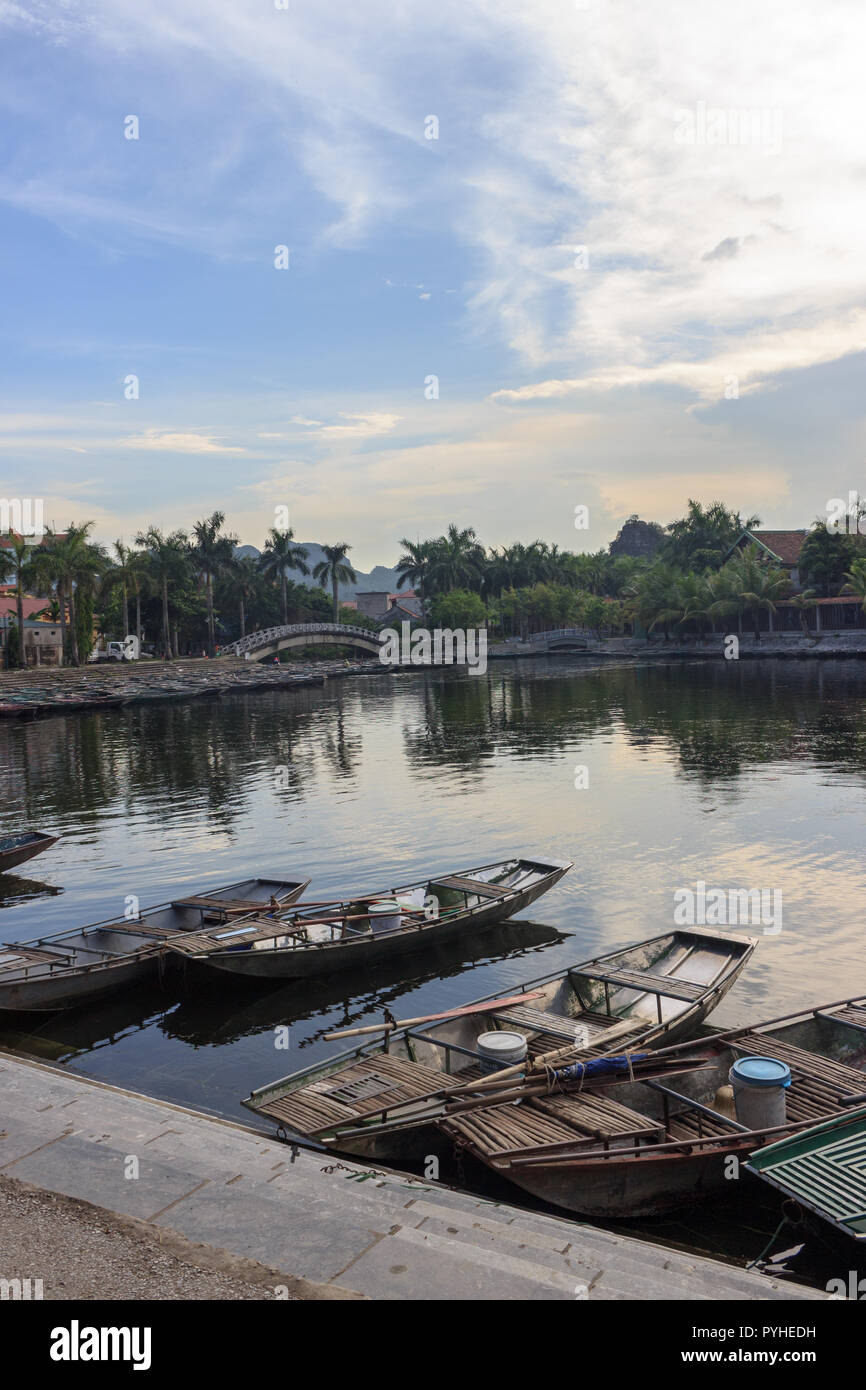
[[1, 657, 864, 1270]]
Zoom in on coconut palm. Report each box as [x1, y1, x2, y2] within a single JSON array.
[[226, 555, 263, 639], [842, 559, 866, 611], [395, 538, 433, 601], [135, 527, 190, 659], [719, 544, 789, 639], [786, 587, 819, 635], [3, 532, 37, 668], [259, 528, 310, 625], [624, 562, 682, 640], [313, 542, 357, 623], [33, 523, 106, 665], [423, 525, 485, 595], [101, 540, 138, 638], [191, 511, 238, 655]]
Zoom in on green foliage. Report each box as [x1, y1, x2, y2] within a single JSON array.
[[799, 523, 856, 596], [75, 590, 95, 662], [428, 588, 487, 629], [659, 499, 760, 572]]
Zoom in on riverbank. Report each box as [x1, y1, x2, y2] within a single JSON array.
[[0, 1050, 823, 1301], [0, 655, 383, 720], [491, 632, 866, 660]]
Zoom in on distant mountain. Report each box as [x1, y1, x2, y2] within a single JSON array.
[[234, 543, 401, 599]]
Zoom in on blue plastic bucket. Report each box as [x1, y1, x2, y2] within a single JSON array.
[[728, 1056, 791, 1129]]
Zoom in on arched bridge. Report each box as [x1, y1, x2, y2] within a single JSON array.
[[221, 623, 384, 661], [530, 628, 589, 651]]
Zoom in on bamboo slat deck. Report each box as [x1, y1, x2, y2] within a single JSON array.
[[164, 917, 299, 957], [254, 1055, 452, 1136], [0, 945, 72, 972], [442, 1030, 866, 1162], [731, 1032, 866, 1122], [442, 1089, 667, 1157], [491, 1004, 593, 1041]]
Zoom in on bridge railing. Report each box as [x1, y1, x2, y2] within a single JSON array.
[[221, 623, 384, 657], [530, 628, 591, 642]]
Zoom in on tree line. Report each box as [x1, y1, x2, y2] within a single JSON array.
[[6, 498, 866, 668]]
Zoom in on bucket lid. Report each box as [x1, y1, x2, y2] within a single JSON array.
[[731, 1056, 792, 1088], [368, 899, 400, 915], [477, 1031, 526, 1053]]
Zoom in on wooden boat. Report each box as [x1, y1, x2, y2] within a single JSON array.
[[746, 1105, 866, 1246], [436, 997, 866, 1219], [0, 831, 59, 875], [243, 926, 756, 1157], [0, 876, 308, 1012], [167, 857, 572, 980]]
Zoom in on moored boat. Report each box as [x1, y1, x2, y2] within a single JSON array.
[[167, 856, 572, 980], [438, 997, 866, 1219], [0, 876, 308, 1012], [242, 926, 756, 1158], [0, 831, 60, 875]]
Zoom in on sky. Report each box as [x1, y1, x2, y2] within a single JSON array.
[[1, 0, 865, 568]]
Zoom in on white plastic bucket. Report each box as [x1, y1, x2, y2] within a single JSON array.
[[729, 1056, 791, 1130], [477, 1031, 528, 1075], [367, 899, 401, 934]]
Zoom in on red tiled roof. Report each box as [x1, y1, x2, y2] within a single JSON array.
[[741, 530, 808, 565], [0, 592, 51, 620]]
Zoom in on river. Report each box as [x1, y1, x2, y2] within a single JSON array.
[[2, 655, 865, 1272]]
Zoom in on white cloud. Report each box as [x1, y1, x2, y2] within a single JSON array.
[[119, 430, 247, 454]]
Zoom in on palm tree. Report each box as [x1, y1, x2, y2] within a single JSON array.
[[677, 572, 713, 638], [424, 525, 485, 595], [191, 511, 238, 656], [101, 540, 137, 638], [313, 542, 357, 622], [786, 587, 819, 635], [259, 528, 310, 625], [226, 555, 262, 639], [135, 527, 190, 659], [720, 544, 789, 639], [842, 559, 866, 612], [128, 547, 150, 643], [624, 562, 682, 640], [395, 538, 433, 604], [3, 532, 37, 668], [33, 523, 105, 665]]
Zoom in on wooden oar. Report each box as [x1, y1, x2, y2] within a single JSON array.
[[453, 1014, 642, 1094], [322, 990, 546, 1040], [311, 1015, 645, 1138]]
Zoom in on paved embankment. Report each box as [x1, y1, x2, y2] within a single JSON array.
[[0, 656, 383, 719], [0, 1052, 823, 1301]]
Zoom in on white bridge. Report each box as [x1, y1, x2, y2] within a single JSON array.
[[221, 623, 384, 661]]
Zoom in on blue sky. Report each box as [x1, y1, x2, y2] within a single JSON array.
[[1, 0, 865, 567]]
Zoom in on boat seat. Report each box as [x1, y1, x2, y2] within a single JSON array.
[[431, 876, 512, 899], [576, 965, 706, 1003]]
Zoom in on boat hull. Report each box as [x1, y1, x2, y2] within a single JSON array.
[[200, 864, 569, 979], [0, 876, 308, 1013], [0, 954, 160, 1012], [0, 834, 59, 875]]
